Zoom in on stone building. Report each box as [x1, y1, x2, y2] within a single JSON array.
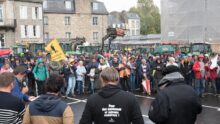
[[43, 0, 108, 47], [0, 0, 43, 51]]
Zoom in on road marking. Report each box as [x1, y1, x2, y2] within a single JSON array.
[[135, 95, 220, 111], [135, 95, 155, 99], [68, 101, 82, 105], [142, 115, 149, 118]]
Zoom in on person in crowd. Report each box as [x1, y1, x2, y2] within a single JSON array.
[[111, 56, 120, 70], [216, 60, 220, 96], [23, 74, 74, 124], [79, 67, 144, 124], [76, 61, 86, 94], [128, 56, 136, 91], [49, 61, 62, 75], [153, 58, 164, 92], [166, 57, 178, 67], [193, 54, 206, 97], [27, 58, 36, 95], [205, 56, 218, 96], [12, 66, 35, 102], [66, 59, 77, 97], [98, 57, 110, 71], [119, 57, 131, 91], [0, 72, 25, 124], [0, 63, 13, 73], [60, 58, 71, 95], [149, 65, 202, 124], [86, 57, 99, 93], [33, 58, 49, 95], [180, 56, 193, 85], [139, 58, 151, 94]]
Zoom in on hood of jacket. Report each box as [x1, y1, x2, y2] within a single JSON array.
[[50, 61, 61, 70], [34, 94, 61, 112], [159, 72, 185, 88], [98, 84, 121, 98]]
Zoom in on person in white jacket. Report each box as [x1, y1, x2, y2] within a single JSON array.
[[76, 61, 86, 94]]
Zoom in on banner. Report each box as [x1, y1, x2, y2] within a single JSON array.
[[210, 54, 218, 69], [45, 39, 66, 61]]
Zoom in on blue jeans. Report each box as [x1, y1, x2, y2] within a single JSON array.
[[66, 77, 76, 95], [77, 80, 83, 94], [216, 78, 220, 94], [90, 80, 95, 93], [129, 73, 135, 91], [195, 79, 205, 96]]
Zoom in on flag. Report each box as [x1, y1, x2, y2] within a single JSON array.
[[210, 54, 218, 69], [142, 79, 151, 95], [45, 39, 66, 61]]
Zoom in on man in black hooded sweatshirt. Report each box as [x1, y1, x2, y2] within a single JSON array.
[[148, 65, 202, 124], [80, 67, 144, 124]]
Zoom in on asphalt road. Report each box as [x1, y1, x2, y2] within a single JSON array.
[[63, 94, 220, 124]]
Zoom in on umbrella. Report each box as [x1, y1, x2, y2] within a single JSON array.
[[0, 49, 13, 56]]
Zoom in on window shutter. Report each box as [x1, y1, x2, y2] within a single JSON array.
[[36, 25, 40, 38], [38, 7, 42, 19], [23, 6, 27, 19], [28, 25, 33, 38], [20, 25, 25, 38], [32, 7, 36, 20]]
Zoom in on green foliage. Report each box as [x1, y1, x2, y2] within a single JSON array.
[[129, 0, 161, 34]]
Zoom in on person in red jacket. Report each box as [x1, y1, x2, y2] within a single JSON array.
[[193, 55, 205, 97]]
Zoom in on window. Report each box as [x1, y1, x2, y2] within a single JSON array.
[[65, 1, 72, 9], [32, 7, 42, 19], [131, 20, 135, 28], [93, 17, 98, 25], [0, 5, 3, 22], [43, 1, 47, 8], [132, 30, 135, 36], [0, 34, 5, 48], [33, 25, 36, 37], [92, 3, 98, 10], [44, 16, 48, 25], [66, 32, 71, 39], [65, 16, 70, 25], [20, 6, 27, 19], [136, 20, 140, 28], [21, 25, 28, 38], [44, 32, 49, 40], [93, 32, 98, 40]]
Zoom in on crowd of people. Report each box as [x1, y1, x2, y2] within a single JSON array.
[[0, 51, 219, 123], [0, 52, 220, 98]]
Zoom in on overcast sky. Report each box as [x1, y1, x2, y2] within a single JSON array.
[[99, 0, 161, 12]]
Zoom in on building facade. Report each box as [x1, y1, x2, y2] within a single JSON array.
[[43, 0, 108, 46], [0, 0, 43, 50], [108, 11, 140, 36]]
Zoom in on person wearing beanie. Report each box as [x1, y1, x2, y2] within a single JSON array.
[[149, 65, 202, 124], [166, 57, 178, 67]]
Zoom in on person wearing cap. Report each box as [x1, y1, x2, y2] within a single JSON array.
[[193, 54, 206, 97], [12, 66, 35, 102], [80, 67, 144, 124], [33, 58, 49, 95], [148, 65, 202, 124]]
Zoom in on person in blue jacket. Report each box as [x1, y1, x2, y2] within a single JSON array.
[[12, 66, 35, 102]]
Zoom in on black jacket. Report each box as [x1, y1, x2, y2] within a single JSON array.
[[180, 61, 193, 80], [80, 85, 144, 124], [148, 72, 202, 124]]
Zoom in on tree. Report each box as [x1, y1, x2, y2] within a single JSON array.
[[129, 0, 161, 35]]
